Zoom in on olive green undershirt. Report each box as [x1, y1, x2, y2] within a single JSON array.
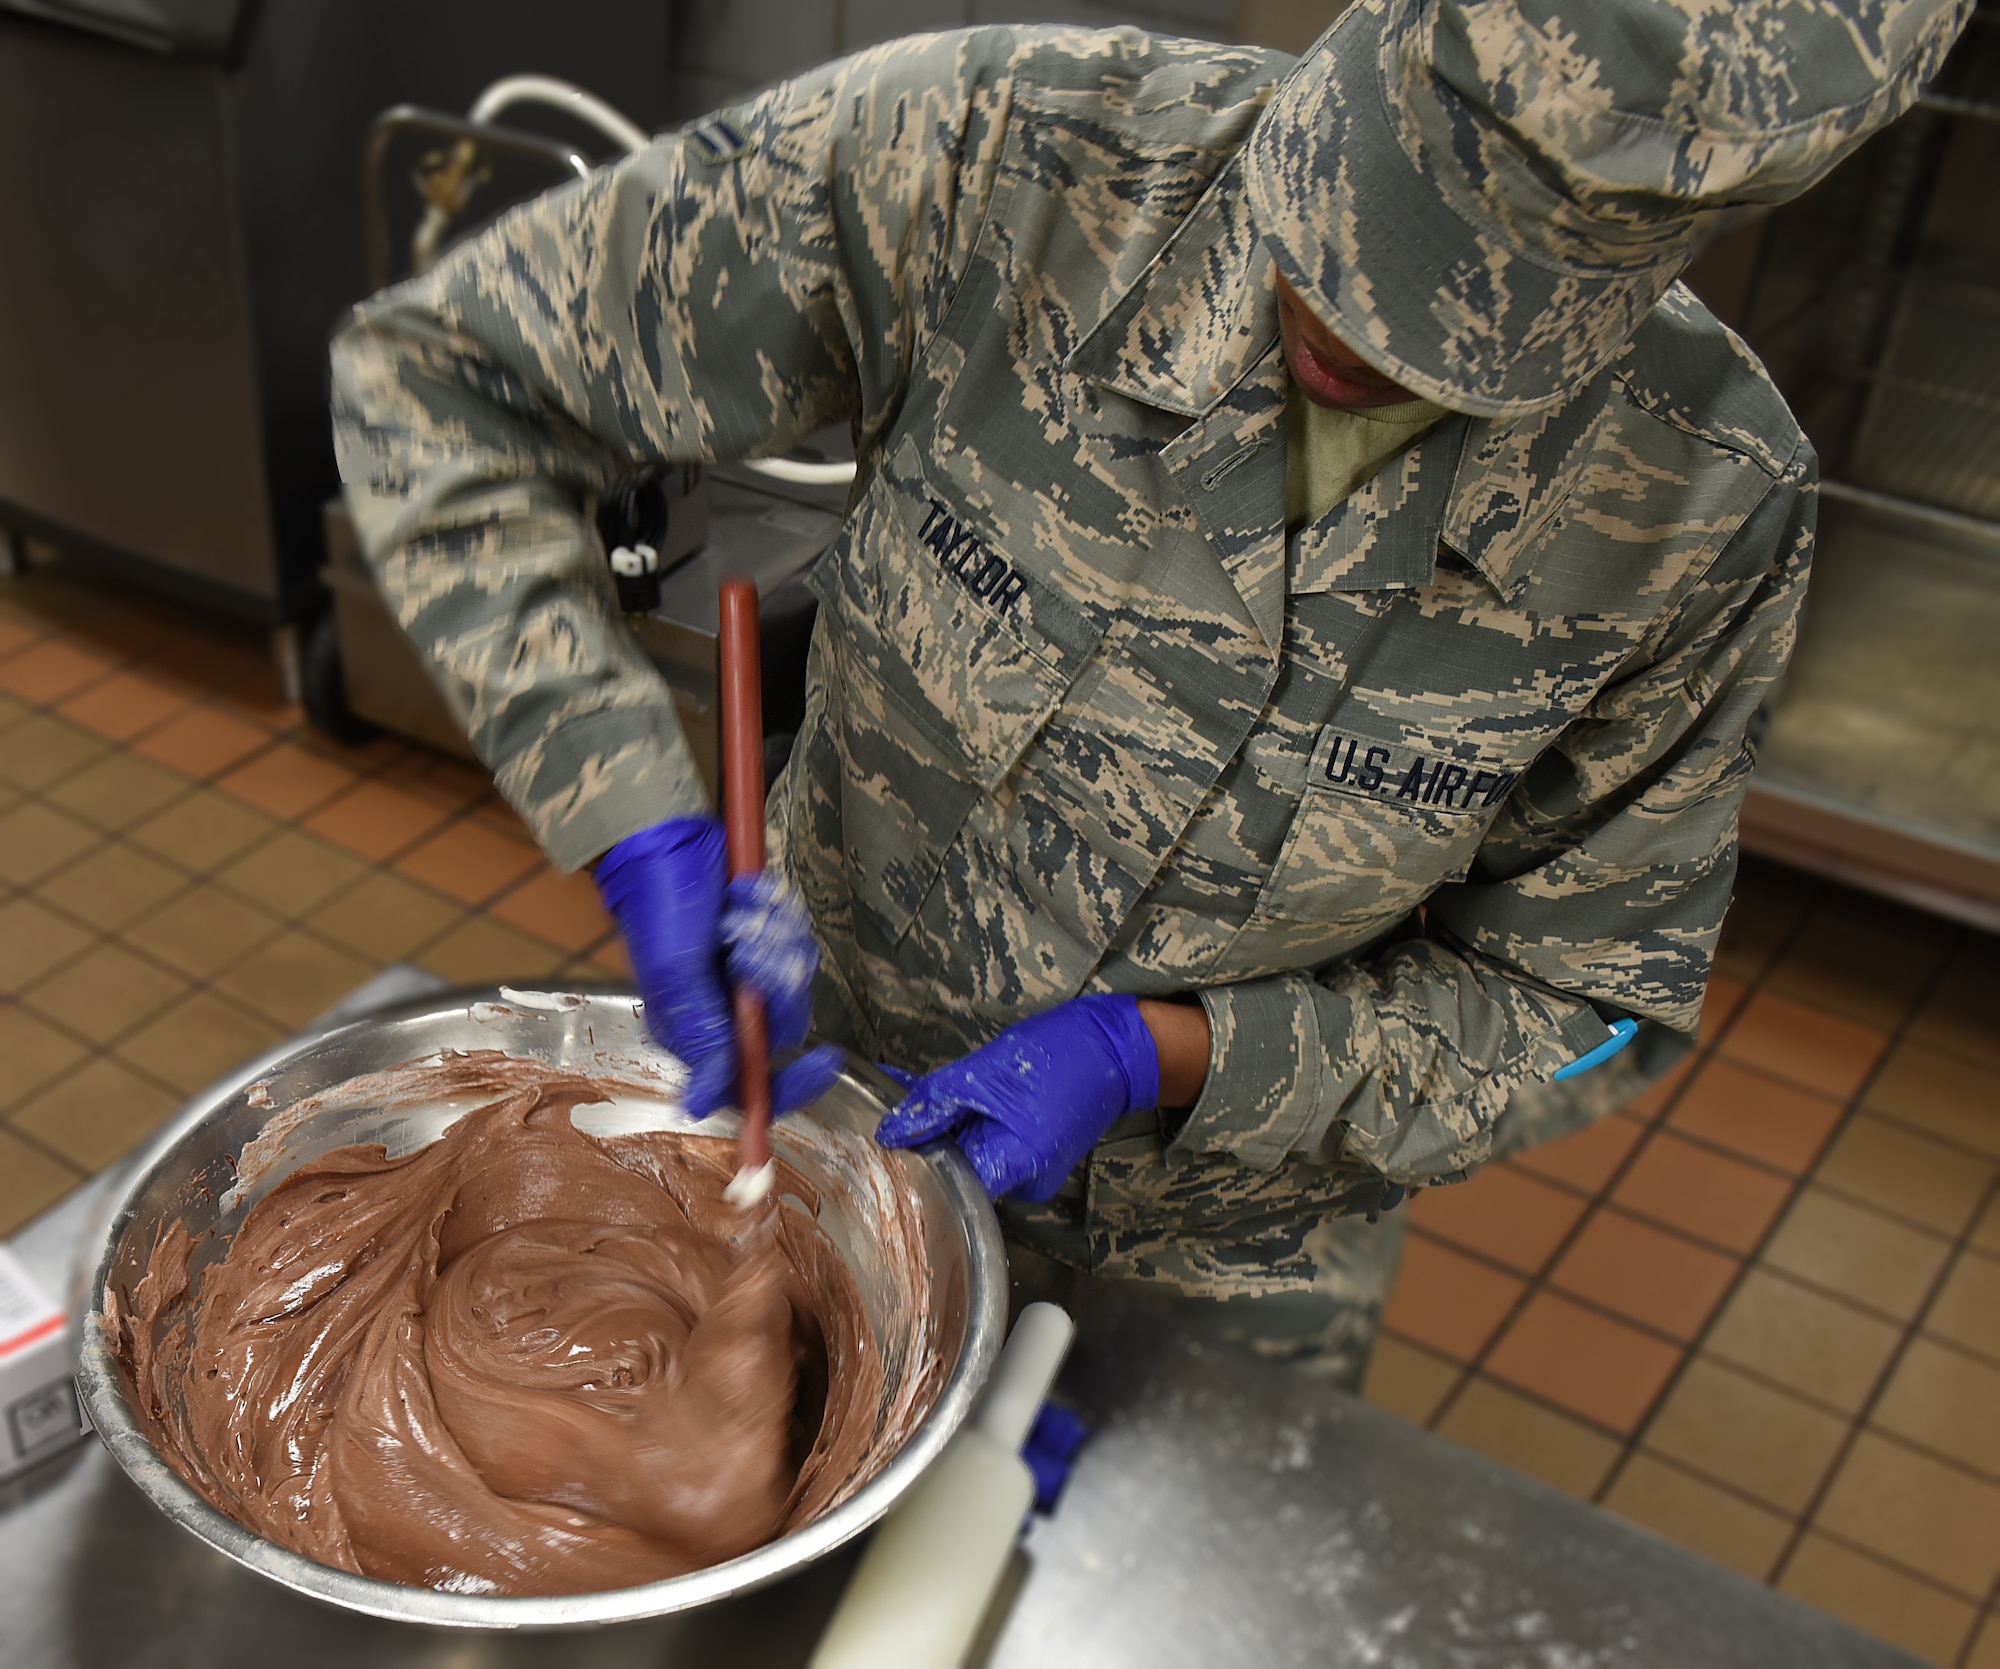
[[1284, 382, 1450, 532]]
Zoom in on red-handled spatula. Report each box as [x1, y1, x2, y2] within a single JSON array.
[[718, 578, 776, 1210]]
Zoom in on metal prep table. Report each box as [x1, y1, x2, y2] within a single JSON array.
[[1, 977, 1921, 1669]]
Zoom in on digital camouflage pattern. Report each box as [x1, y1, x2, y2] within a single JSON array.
[[334, 22, 1854, 1325], [1010, 1200, 1411, 1387], [1248, 0, 1972, 414], [1005, 999, 1687, 1385]]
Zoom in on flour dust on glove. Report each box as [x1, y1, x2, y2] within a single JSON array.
[[874, 994, 1161, 1201], [594, 815, 840, 1118]]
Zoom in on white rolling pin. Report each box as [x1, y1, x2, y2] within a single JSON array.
[[809, 1303, 1075, 1669]]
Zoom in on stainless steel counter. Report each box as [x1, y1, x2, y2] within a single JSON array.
[[2, 1220, 1920, 1668], [0, 969, 1920, 1667], [990, 1298, 1919, 1668]]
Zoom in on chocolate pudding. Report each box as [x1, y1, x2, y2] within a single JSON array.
[[109, 1055, 905, 1597]]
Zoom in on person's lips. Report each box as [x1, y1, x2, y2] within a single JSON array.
[[1287, 334, 1402, 406]]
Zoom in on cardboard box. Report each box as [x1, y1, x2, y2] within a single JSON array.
[[0, 1244, 87, 1480]]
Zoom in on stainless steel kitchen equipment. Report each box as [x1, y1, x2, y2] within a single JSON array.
[[0, 1, 669, 642], [0, 966, 1922, 1664], [1, 1180, 1921, 1667], [318, 75, 854, 769], [1726, 16, 2000, 927], [320, 460, 843, 797], [74, 988, 1007, 1629]]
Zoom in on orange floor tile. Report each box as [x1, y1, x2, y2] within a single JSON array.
[[0, 561, 632, 1247], [5, 555, 2000, 1663], [1362, 828, 2000, 1666]]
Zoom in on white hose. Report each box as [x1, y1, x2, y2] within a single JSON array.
[[469, 76, 860, 490], [739, 457, 859, 487], [470, 74, 653, 157]]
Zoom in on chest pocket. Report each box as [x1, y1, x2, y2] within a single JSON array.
[[808, 434, 1105, 943], [1216, 709, 1543, 979]]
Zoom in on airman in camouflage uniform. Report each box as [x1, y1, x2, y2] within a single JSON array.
[[332, 0, 1969, 1382]]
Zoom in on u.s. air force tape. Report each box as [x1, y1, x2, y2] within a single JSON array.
[[1306, 725, 1519, 814]]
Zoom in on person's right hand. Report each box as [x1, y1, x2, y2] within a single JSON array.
[[594, 816, 839, 1118]]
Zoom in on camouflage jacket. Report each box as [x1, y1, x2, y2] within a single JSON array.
[[332, 28, 1814, 1219]]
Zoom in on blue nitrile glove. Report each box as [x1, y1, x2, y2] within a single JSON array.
[[874, 994, 1160, 1201], [594, 816, 841, 1118], [1021, 1400, 1090, 1514]]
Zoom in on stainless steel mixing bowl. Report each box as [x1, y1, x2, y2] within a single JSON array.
[[76, 987, 1007, 1629]]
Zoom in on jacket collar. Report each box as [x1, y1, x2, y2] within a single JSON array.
[[1292, 415, 1469, 594], [1441, 386, 1620, 602], [1066, 159, 1291, 654], [1067, 155, 1278, 421], [1067, 156, 1618, 611]]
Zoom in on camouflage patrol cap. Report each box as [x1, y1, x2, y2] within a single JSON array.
[[1244, 0, 1972, 416]]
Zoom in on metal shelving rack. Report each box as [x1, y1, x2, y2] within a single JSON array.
[[1733, 9, 2000, 928]]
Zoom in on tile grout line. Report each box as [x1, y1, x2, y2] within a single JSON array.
[[1421, 880, 1821, 1442], [8, 705, 287, 817], [1417, 1094, 1721, 1431], [1584, 882, 1857, 1512], [2, 603, 612, 952], [337, 778, 623, 967], [1859, 1407, 2000, 1494], [376, 798, 560, 910], [1822, 1100, 2000, 1168], [1628, 1446, 1847, 1547], [1604, 992, 1951, 1536], [1796, 1518, 2000, 1620], [3, 766, 493, 1093], [0, 654, 137, 715], [366, 802, 617, 968], [1522, 1085, 1850, 1196], [3, 894, 400, 1147], [1697, 1273, 2000, 1398], [1809, 1167, 2000, 1242], [2, 974, 257, 1116], [0, 627, 423, 822], [12, 854, 428, 1070], [1687, 1238, 1971, 1334], [6, 799, 576, 1052], [4, 830, 465, 1151], [1963, 1580, 2000, 1669], [1759, 960, 1988, 1598], [8, 775, 325, 945], [10, 722, 587, 978], [0, 1112, 94, 1190], [1394, 1340, 1694, 1448], [16, 656, 290, 756], [1397, 1219, 1734, 1354], [1793, 1170, 2000, 1659], [0, 612, 299, 746], [1652, 1060, 1849, 1161], [62, 674, 280, 754]]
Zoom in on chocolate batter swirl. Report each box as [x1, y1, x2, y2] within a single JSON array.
[[114, 1060, 891, 1596]]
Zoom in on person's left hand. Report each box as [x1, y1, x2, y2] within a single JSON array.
[[874, 995, 1160, 1201]]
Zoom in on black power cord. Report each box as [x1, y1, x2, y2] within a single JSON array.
[[597, 472, 674, 613]]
